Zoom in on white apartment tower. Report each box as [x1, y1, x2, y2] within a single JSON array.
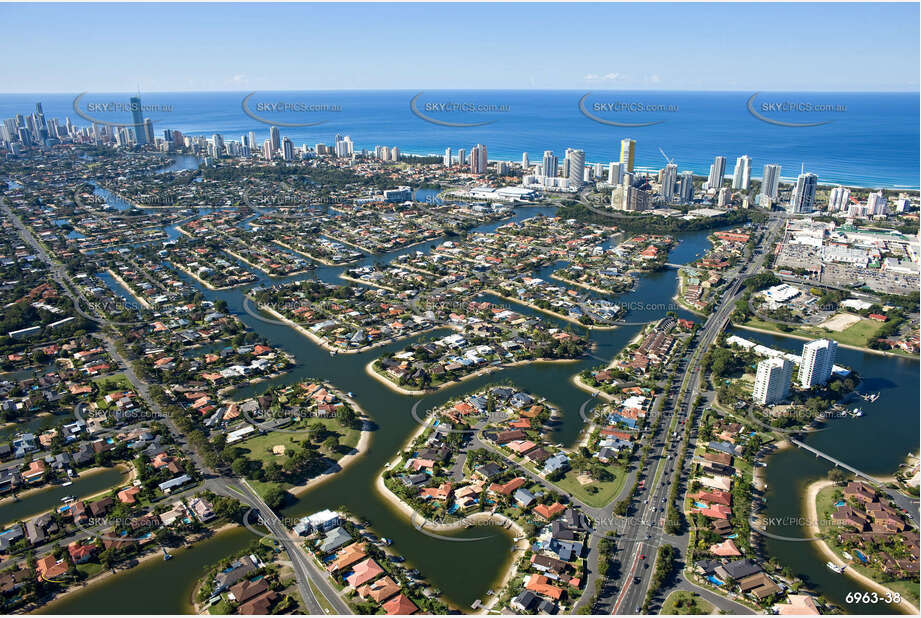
[[732, 155, 752, 191], [753, 357, 793, 405], [798, 339, 838, 388]]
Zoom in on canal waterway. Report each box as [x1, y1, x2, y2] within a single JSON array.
[[48, 178, 919, 612]]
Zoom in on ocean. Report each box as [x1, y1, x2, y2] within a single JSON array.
[[2, 90, 918, 189]]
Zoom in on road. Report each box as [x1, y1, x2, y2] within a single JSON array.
[[1, 196, 350, 615], [596, 216, 782, 614]]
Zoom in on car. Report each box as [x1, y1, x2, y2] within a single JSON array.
[[639, 554, 645, 560], [633, 577, 641, 584]]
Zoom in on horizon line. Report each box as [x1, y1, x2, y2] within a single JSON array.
[[2, 88, 919, 95]]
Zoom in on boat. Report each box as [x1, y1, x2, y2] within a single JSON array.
[[826, 561, 846, 574], [851, 407, 864, 417], [60, 481, 73, 487], [162, 547, 172, 561], [843, 551, 853, 561], [61, 495, 75, 502], [381, 537, 392, 546]]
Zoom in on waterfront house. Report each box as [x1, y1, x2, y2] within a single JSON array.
[[382, 593, 418, 616], [714, 559, 762, 582], [357, 575, 400, 603], [345, 557, 384, 588], [514, 488, 536, 507], [318, 526, 353, 553], [709, 538, 742, 557], [35, 555, 68, 581]]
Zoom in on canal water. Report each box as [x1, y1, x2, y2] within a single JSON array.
[[0, 467, 127, 528], [133, 210, 716, 607], [37, 526, 253, 614], [49, 187, 919, 612], [740, 327, 919, 615]]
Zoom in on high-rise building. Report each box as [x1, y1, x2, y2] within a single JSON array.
[[790, 171, 818, 213], [262, 139, 273, 160], [130, 96, 145, 146], [282, 137, 294, 161], [866, 191, 887, 216], [707, 156, 726, 191], [470, 144, 488, 175], [567, 148, 585, 188], [798, 339, 838, 388], [762, 164, 782, 200], [269, 126, 280, 152], [143, 118, 154, 145], [717, 187, 731, 208], [541, 150, 558, 178], [211, 134, 224, 157], [522, 152, 529, 168], [391, 146, 400, 161], [619, 138, 635, 172], [895, 194, 912, 213], [753, 357, 793, 405], [607, 162, 623, 185], [443, 147, 452, 166], [621, 185, 651, 211], [456, 148, 466, 168], [248, 131, 257, 152], [660, 163, 677, 202], [828, 186, 850, 211], [678, 171, 694, 204], [732, 155, 752, 191]]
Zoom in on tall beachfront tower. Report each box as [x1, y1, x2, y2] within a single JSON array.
[[619, 138, 635, 172], [707, 155, 726, 191], [790, 171, 818, 213], [732, 155, 752, 191], [130, 96, 145, 146], [762, 164, 782, 199]]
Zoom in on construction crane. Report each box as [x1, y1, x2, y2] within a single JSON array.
[[658, 147, 674, 166]]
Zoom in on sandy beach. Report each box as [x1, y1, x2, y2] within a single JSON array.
[[167, 259, 242, 291], [288, 395, 374, 498], [803, 479, 919, 615], [222, 247, 312, 279], [484, 288, 619, 330], [366, 357, 580, 396], [272, 239, 353, 266], [105, 269, 152, 309]]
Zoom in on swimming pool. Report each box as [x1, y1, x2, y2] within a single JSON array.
[[834, 500, 846, 507], [693, 501, 708, 509], [705, 575, 725, 586]]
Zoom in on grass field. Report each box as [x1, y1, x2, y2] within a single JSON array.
[[661, 590, 715, 615], [742, 316, 883, 349], [238, 417, 360, 469], [92, 372, 134, 393], [555, 465, 627, 508]]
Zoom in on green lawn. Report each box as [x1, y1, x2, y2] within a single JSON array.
[[238, 418, 360, 469], [661, 590, 714, 615], [239, 418, 360, 499], [743, 315, 883, 349], [92, 372, 134, 393], [555, 465, 627, 508], [75, 561, 106, 579]]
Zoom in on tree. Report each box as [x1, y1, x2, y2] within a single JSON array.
[[263, 486, 288, 510], [828, 468, 848, 485]]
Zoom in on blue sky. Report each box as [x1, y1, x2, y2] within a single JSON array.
[[1, 2, 918, 92]]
